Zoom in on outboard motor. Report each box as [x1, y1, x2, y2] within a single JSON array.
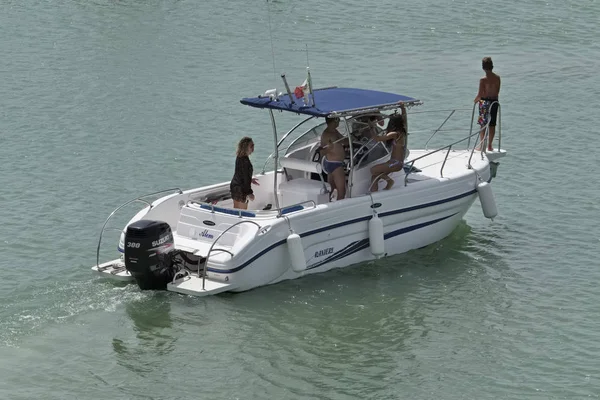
[[124, 220, 177, 290]]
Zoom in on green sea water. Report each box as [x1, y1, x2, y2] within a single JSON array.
[[1, 0, 599, 398]]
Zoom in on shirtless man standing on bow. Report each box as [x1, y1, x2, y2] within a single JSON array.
[[320, 117, 349, 201], [474, 56, 501, 151]]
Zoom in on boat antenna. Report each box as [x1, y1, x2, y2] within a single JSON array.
[[304, 44, 315, 107], [266, 0, 277, 90], [305, 44, 310, 67]]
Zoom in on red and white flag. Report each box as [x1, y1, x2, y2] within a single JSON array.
[[294, 78, 309, 101]]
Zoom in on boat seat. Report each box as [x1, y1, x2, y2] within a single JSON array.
[[278, 178, 330, 207], [280, 156, 322, 176]]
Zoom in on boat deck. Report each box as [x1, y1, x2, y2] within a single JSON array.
[[409, 148, 504, 180]]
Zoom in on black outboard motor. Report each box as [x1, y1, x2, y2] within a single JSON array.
[[124, 220, 177, 290]]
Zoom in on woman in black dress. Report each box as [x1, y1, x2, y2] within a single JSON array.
[[230, 137, 259, 209]]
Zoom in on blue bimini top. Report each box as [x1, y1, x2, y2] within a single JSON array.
[[240, 87, 419, 118]]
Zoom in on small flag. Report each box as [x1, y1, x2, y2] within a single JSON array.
[[294, 78, 309, 100], [294, 85, 304, 99]]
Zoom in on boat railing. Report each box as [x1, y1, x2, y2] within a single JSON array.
[[404, 128, 486, 185], [96, 188, 184, 270], [368, 172, 393, 193], [423, 108, 460, 150], [194, 199, 317, 289], [201, 220, 262, 289], [402, 102, 501, 185], [163, 220, 262, 291], [413, 104, 501, 153], [467, 100, 501, 151]]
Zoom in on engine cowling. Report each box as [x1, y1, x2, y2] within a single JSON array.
[[124, 220, 177, 290]]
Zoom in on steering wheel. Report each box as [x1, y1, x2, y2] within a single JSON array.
[[350, 137, 377, 166]]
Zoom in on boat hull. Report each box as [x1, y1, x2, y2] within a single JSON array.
[[93, 149, 502, 297], [222, 191, 476, 293]]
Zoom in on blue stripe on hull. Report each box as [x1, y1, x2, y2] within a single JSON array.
[[208, 209, 461, 274]]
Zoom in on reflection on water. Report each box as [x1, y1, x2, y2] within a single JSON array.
[[112, 293, 176, 374], [178, 219, 509, 396]]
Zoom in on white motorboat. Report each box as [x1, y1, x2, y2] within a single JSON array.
[[92, 77, 506, 297]]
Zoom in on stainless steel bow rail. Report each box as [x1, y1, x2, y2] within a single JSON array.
[[403, 102, 502, 185], [96, 188, 183, 270], [467, 101, 501, 168]]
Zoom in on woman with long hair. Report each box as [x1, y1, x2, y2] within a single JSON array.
[[369, 103, 408, 192], [230, 137, 259, 209]]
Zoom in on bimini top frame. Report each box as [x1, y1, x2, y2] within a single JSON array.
[[241, 82, 422, 204], [240, 86, 421, 118]]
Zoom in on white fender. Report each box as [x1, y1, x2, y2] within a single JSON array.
[[477, 181, 498, 219], [368, 214, 385, 256], [287, 232, 307, 272]]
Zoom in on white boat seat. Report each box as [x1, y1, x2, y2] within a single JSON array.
[[278, 178, 330, 207], [279, 157, 322, 174]]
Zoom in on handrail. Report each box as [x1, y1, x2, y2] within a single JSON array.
[[327, 100, 423, 118], [439, 146, 453, 178], [261, 152, 278, 175], [368, 172, 392, 193], [424, 110, 455, 150], [467, 126, 489, 168], [467, 101, 501, 151], [403, 129, 483, 186], [408, 108, 472, 114], [96, 228, 128, 272], [202, 220, 261, 290], [96, 188, 183, 269], [467, 101, 501, 167], [467, 102, 477, 149], [171, 248, 234, 284]]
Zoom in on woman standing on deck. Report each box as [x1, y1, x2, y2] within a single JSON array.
[[230, 137, 259, 209]]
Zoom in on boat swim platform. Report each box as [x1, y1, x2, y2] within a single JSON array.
[[92, 259, 134, 282], [167, 275, 234, 297]]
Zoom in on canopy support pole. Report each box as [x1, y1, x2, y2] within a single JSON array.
[[269, 109, 281, 211], [343, 117, 354, 198]]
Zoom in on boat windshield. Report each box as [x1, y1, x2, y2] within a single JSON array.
[[279, 114, 392, 166], [284, 123, 325, 156]]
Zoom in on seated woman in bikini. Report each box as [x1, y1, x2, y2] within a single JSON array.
[[320, 117, 349, 200], [369, 103, 408, 192]]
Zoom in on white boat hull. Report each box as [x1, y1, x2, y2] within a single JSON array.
[[92, 147, 501, 296], [219, 186, 477, 293]]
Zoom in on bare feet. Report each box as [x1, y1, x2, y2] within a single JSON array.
[[370, 178, 380, 192], [384, 178, 394, 190], [487, 146, 494, 152]]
